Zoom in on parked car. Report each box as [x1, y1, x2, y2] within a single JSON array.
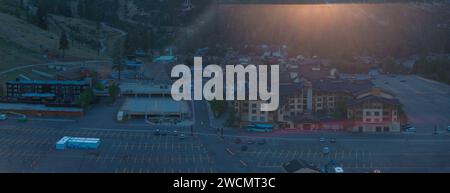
[[405, 127, 416, 132], [402, 124, 416, 132], [247, 140, 255, 145], [330, 138, 337, 143], [334, 167, 344, 173], [17, 117, 27, 122], [322, 147, 330, 154], [179, 134, 185, 140], [173, 130, 178, 136], [234, 138, 242, 144], [447, 126, 450, 132], [0, 114, 7, 121], [319, 137, 325, 142], [241, 145, 248, 151], [257, 139, 266, 145], [154, 129, 160, 136]]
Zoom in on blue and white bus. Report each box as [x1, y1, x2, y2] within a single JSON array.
[[247, 124, 274, 132]]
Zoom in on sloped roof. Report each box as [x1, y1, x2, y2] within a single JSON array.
[[282, 159, 321, 173], [347, 95, 400, 107]]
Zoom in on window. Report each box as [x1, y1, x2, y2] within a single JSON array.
[[260, 117, 265, 121], [252, 110, 256, 114], [374, 112, 380, 116], [251, 104, 257, 108], [251, 116, 257, 121], [365, 118, 371, 122], [366, 112, 371, 116], [383, 127, 389, 132], [376, 127, 382, 132], [374, 118, 380, 122]]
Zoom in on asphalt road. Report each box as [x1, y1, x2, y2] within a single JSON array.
[[1, 75, 450, 173], [1, 106, 450, 173], [372, 75, 450, 133]]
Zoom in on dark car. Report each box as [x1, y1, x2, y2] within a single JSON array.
[[234, 138, 242, 144], [257, 139, 266, 145], [330, 138, 337, 143], [241, 145, 248, 151], [154, 129, 160, 136]]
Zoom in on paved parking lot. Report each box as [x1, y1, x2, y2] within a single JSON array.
[[0, 126, 215, 173], [2, 114, 450, 173], [373, 75, 450, 133], [227, 133, 450, 173]]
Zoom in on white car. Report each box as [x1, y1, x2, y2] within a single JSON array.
[[322, 147, 330, 154], [0, 114, 7, 121], [405, 127, 416, 133], [334, 167, 344, 173]]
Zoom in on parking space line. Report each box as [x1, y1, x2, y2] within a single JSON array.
[[369, 152, 374, 168]]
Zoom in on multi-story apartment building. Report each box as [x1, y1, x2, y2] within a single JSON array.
[[233, 72, 400, 132], [346, 87, 401, 132], [6, 79, 91, 105]]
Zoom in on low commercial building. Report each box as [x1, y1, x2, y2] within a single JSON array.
[[117, 82, 191, 122], [0, 103, 84, 117], [119, 97, 190, 121], [5, 79, 91, 105], [282, 159, 321, 173]]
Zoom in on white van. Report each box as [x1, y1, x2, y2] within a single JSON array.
[[0, 114, 7, 121], [117, 111, 125, 122]]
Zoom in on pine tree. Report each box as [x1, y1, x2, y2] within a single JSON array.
[[112, 39, 124, 80], [59, 31, 69, 58], [35, 2, 48, 30]]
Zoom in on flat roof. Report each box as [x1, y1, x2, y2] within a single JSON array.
[[119, 83, 171, 95], [7, 79, 89, 85], [120, 97, 190, 115], [0, 103, 83, 112], [153, 55, 176, 62], [22, 93, 55, 97]]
